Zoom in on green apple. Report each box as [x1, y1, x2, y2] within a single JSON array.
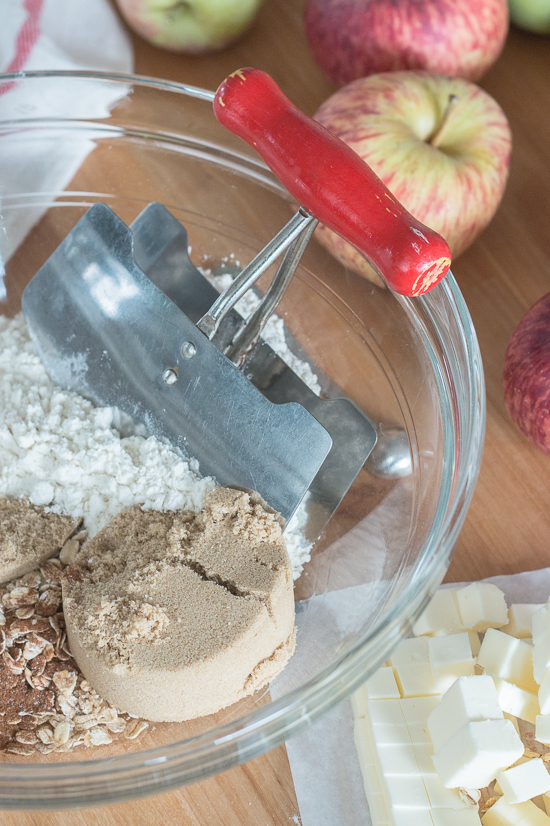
[[115, 0, 265, 53], [508, 0, 550, 33], [313, 71, 512, 287]]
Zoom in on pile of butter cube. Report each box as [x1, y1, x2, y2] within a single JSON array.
[[352, 582, 550, 826]]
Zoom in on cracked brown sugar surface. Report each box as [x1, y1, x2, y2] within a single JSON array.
[[62, 487, 296, 722]]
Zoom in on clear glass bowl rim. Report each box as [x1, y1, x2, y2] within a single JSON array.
[[0, 70, 486, 808]]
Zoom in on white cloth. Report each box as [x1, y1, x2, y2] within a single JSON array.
[[0, 0, 133, 75], [0, 0, 134, 289]]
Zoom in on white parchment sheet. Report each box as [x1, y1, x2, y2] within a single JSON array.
[[279, 567, 550, 826]]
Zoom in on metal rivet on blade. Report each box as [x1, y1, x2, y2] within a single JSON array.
[[162, 368, 178, 386], [181, 341, 196, 359]]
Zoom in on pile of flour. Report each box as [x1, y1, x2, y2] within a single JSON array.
[[0, 309, 317, 579], [0, 314, 215, 538]]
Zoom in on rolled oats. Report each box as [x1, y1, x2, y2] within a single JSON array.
[[14, 731, 38, 746], [0, 549, 150, 756], [89, 726, 113, 746], [14, 607, 34, 620], [124, 719, 149, 740], [59, 540, 80, 566], [36, 727, 54, 744], [6, 745, 34, 756], [53, 721, 72, 745], [52, 670, 77, 694]]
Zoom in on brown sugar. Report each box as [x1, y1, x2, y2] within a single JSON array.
[[0, 497, 81, 584], [62, 487, 296, 722]]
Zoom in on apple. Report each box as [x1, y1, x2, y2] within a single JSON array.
[[503, 293, 550, 454], [508, 0, 550, 33], [114, 0, 265, 53], [304, 0, 509, 87], [312, 71, 512, 287]]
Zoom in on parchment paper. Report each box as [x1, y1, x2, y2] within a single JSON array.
[[283, 567, 550, 826]]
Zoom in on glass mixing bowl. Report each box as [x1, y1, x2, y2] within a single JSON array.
[[0, 71, 484, 808]]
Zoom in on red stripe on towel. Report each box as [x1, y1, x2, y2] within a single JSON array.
[[1, 0, 45, 94]]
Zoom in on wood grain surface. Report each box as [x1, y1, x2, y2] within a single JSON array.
[[7, 0, 550, 821]]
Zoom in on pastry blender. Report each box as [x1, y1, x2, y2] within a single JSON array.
[[22, 69, 451, 538]]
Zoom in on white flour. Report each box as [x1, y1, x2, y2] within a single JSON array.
[[0, 310, 317, 579], [0, 314, 215, 538]]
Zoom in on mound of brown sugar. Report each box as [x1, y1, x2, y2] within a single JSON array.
[[0, 497, 81, 584], [62, 487, 296, 722]]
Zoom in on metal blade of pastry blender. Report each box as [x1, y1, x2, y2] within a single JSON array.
[[21, 203, 333, 524], [130, 203, 378, 540]]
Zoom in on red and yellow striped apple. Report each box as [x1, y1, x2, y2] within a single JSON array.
[[313, 71, 512, 287], [304, 0, 509, 87], [503, 293, 550, 454]]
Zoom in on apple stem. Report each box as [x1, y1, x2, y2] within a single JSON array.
[[428, 94, 458, 148]]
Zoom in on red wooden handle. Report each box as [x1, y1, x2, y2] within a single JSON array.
[[213, 68, 451, 297]]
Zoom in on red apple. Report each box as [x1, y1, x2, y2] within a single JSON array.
[[313, 71, 512, 287], [304, 0, 509, 87], [503, 293, 550, 454]]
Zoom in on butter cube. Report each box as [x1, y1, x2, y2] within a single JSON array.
[[432, 719, 524, 789], [423, 774, 471, 808], [477, 629, 538, 693], [354, 722, 385, 816], [408, 722, 432, 744], [517, 806, 550, 825], [539, 670, 550, 715], [482, 797, 544, 826], [502, 604, 543, 639], [432, 811, 484, 826], [366, 698, 406, 726], [489, 674, 540, 724], [429, 633, 475, 692], [401, 696, 442, 724], [536, 715, 550, 745], [384, 775, 431, 809], [378, 743, 421, 776], [364, 667, 401, 700], [456, 583, 508, 633], [351, 684, 368, 718], [469, 630, 482, 657], [494, 758, 531, 794], [359, 757, 381, 797], [533, 606, 550, 642], [392, 810, 433, 826], [413, 589, 464, 636], [370, 793, 389, 824], [534, 629, 550, 683], [390, 636, 430, 666], [496, 758, 550, 804], [395, 663, 440, 698], [427, 675, 503, 752], [412, 743, 437, 775], [372, 723, 412, 746], [354, 718, 376, 765]]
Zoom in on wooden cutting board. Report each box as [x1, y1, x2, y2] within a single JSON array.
[[7, 0, 550, 821]]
